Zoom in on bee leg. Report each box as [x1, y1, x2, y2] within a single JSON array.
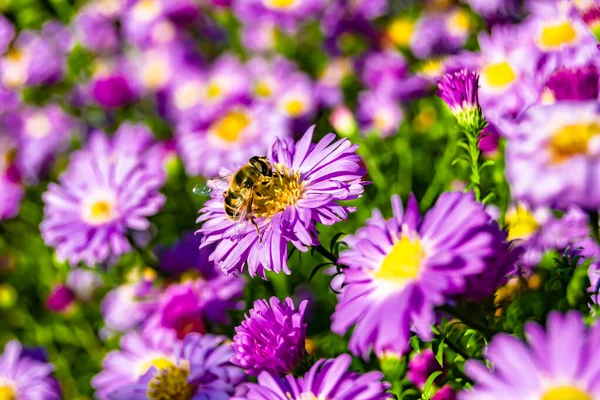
[[245, 195, 263, 243]]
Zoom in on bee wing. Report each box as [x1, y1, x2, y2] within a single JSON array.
[[233, 196, 254, 240], [193, 174, 233, 197]]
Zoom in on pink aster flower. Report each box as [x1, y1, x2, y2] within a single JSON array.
[[331, 192, 519, 358], [41, 128, 166, 266], [198, 126, 366, 278]]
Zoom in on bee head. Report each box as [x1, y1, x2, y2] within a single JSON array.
[[249, 156, 273, 177]]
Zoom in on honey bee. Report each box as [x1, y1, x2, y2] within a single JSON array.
[[194, 156, 275, 242]]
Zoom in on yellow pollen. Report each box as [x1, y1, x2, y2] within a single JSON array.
[[209, 111, 251, 143], [6, 49, 22, 62], [482, 61, 516, 89], [374, 235, 424, 285], [206, 82, 222, 99], [90, 201, 112, 220], [264, 0, 297, 9], [139, 357, 175, 376], [253, 165, 303, 219], [420, 59, 444, 79], [548, 123, 600, 164], [538, 21, 578, 49], [505, 205, 539, 241], [255, 81, 273, 98], [284, 99, 305, 117], [387, 17, 414, 47], [541, 386, 592, 400], [0, 384, 15, 400], [449, 9, 471, 33], [147, 364, 194, 400]]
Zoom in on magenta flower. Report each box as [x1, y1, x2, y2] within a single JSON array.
[[0, 134, 23, 221], [407, 349, 445, 389], [198, 126, 366, 278], [232, 297, 307, 376], [45, 284, 76, 313], [41, 128, 165, 266], [437, 69, 485, 131], [237, 354, 391, 400], [332, 193, 518, 358], [460, 311, 600, 399], [545, 65, 599, 101]]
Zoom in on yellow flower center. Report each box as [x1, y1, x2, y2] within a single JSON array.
[[541, 386, 592, 400], [254, 81, 273, 98], [448, 9, 471, 34], [0, 384, 16, 400], [538, 21, 578, 49], [374, 235, 425, 285], [2, 49, 27, 88], [209, 110, 251, 144], [174, 82, 203, 110], [387, 17, 414, 47], [252, 164, 303, 219], [505, 205, 539, 241], [25, 113, 51, 139], [142, 58, 170, 90], [419, 59, 444, 79], [373, 111, 392, 132], [6, 49, 22, 63], [147, 364, 194, 400], [133, 0, 161, 21], [482, 61, 516, 89], [548, 123, 600, 164], [284, 98, 305, 117], [264, 0, 297, 9], [139, 357, 175, 376], [413, 106, 437, 134], [82, 191, 117, 225], [296, 393, 322, 400], [205, 81, 222, 99]]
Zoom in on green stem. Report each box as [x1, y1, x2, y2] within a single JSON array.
[[314, 244, 338, 264], [588, 209, 600, 246], [466, 127, 482, 202], [440, 305, 495, 340]]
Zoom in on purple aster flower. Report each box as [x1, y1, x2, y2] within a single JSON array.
[[198, 126, 366, 278], [460, 311, 600, 399], [0, 134, 23, 221], [463, 0, 521, 24], [247, 57, 297, 104], [504, 203, 590, 269], [74, 6, 120, 54], [232, 296, 307, 376], [330, 105, 358, 137], [106, 333, 244, 400], [101, 274, 159, 334], [407, 349, 444, 389], [16, 104, 76, 181], [321, 2, 381, 56], [582, 4, 600, 40], [274, 73, 316, 120], [45, 284, 76, 313], [437, 69, 485, 131], [545, 65, 599, 101], [41, 129, 165, 266], [410, 9, 472, 60], [479, 124, 500, 157], [315, 58, 352, 107], [332, 192, 518, 358], [241, 22, 278, 53], [92, 328, 178, 399], [0, 15, 14, 54], [357, 90, 404, 137], [0, 28, 66, 88], [66, 268, 103, 302], [506, 101, 600, 209], [434, 386, 457, 400], [237, 353, 391, 400], [232, 0, 323, 30], [0, 340, 61, 400], [177, 102, 289, 177]]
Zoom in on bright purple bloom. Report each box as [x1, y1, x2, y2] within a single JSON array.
[[407, 349, 444, 389], [198, 126, 366, 278], [92, 329, 179, 399], [0, 15, 14, 54], [479, 124, 500, 157], [410, 9, 472, 60], [241, 22, 278, 53], [233, 0, 323, 30], [460, 311, 600, 400], [545, 65, 599, 101], [332, 193, 518, 358], [506, 101, 600, 209], [274, 73, 316, 120], [434, 386, 457, 400], [237, 353, 391, 400], [232, 297, 307, 376], [463, 0, 521, 23], [437, 69, 480, 114], [0, 340, 61, 400], [90, 58, 140, 108], [177, 102, 289, 177], [41, 129, 166, 266], [74, 6, 120, 53], [357, 90, 404, 137], [106, 333, 244, 400], [16, 104, 76, 181], [45, 284, 76, 313]]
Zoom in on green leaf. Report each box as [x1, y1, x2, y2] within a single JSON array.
[[421, 371, 443, 399], [410, 335, 420, 354], [308, 262, 333, 283], [434, 338, 444, 366]]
